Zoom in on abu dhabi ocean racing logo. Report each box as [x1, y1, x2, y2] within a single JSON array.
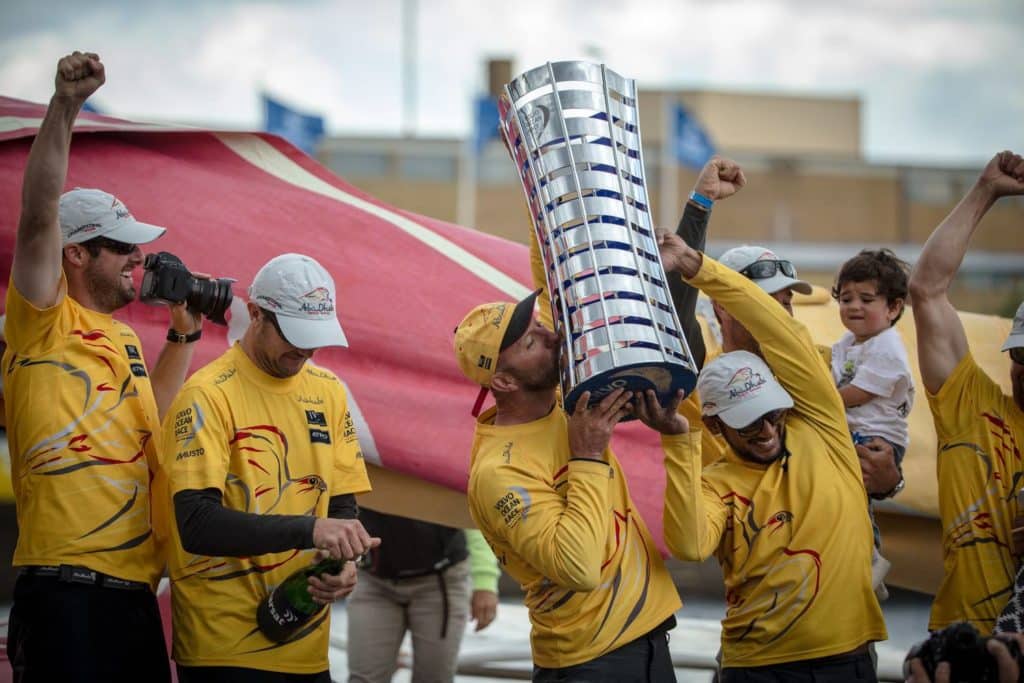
[[483, 303, 508, 329], [299, 287, 334, 315], [726, 367, 767, 400]]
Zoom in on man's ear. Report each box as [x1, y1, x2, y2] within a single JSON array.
[[702, 415, 722, 435], [247, 302, 263, 320], [489, 371, 518, 394], [62, 244, 88, 267]]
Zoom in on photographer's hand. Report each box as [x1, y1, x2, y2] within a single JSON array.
[[169, 302, 202, 337], [905, 659, 948, 683], [905, 634, 1024, 682], [151, 272, 209, 420], [168, 271, 210, 337], [988, 634, 1024, 682]]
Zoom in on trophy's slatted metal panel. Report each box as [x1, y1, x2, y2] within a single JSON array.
[[499, 60, 696, 413]]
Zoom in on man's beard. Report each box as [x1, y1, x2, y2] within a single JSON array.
[[84, 263, 134, 312], [520, 363, 560, 392], [721, 428, 785, 465], [516, 347, 561, 392]]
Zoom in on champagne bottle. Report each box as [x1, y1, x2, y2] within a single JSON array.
[[256, 557, 342, 642]]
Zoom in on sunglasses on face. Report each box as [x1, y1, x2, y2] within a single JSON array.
[[734, 408, 788, 438], [1010, 347, 1024, 365], [739, 259, 797, 281], [82, 236, 138, 255]]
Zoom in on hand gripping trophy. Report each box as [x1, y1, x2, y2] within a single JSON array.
[[498, 61, 697, 414]]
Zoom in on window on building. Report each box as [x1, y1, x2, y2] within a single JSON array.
[[479, 154, 517, 185], [328, 151, 390, 178], [399, 155, 457, 181], [905, 170, 955, 205]]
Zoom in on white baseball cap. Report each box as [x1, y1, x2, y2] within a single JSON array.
[[248, 254, 348, 349], [59, 188, 166, 245], [696, 350, 794, 429], [1002, 301, 1024, 352], [719, 245, 813, 296]]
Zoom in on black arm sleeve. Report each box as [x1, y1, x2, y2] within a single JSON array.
[[667, 201, 710, 370], [328, 493, 359, 520], [174, 488, 316, 557]]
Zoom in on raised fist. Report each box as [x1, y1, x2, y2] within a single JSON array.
[[55, 51, 105, 102], [693, 155, 746, 202], [980, 150, 1024, 199]]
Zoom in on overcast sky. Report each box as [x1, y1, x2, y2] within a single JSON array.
[[3, 0, 1022, 166]]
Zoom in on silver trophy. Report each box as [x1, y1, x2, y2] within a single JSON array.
[[498, 60, 697, 414]]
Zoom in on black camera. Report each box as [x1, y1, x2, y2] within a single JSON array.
[[140, 252, 233, 325], [904, 622, 1023, 682]]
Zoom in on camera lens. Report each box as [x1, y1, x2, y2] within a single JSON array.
[[187, 277, 233, 326]]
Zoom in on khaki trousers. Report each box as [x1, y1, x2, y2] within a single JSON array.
[[347, 559, 471, 683]]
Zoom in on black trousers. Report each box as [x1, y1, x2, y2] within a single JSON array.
[[532, 616, 677, 683], [721, 650, 877, 683], [7, 572, 170, 683], [176, 665, 331, 682]]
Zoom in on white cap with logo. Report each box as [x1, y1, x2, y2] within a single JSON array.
[[719, 245, 813, 296], [59, 188, 166, 245], [248, 254, 349, 349], [696, 350, 794, 428], [1002, 301, 1024, 352]]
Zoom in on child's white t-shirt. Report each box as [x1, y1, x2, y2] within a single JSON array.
[[831, 326, 914, 448]]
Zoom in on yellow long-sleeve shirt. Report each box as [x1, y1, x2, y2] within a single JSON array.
[[468, 405, 683, 669], [663, 257, 887, 668]]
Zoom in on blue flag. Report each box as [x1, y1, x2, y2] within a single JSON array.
[[673, 103, 716, 169], [473, 95, 501, 154], [263, 94, 325, 156]]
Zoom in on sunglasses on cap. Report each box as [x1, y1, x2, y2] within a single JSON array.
[[1010, 347, 1024, 365], [734, 408, 788, 438], [82, 236, 138, 255], [739, 259, 797, 281]]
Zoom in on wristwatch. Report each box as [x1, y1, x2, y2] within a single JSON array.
[[879, 474, 906, 500], [167, 328, 202, 344]]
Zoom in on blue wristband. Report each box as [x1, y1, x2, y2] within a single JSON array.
[[689, 191, 714, 211]]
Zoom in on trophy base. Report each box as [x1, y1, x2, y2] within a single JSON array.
[[563, 362, 697, 419]]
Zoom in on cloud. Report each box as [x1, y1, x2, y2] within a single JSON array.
[[1, 0, 1020, 163]]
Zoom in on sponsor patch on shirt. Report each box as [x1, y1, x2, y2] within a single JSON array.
[[305, 410, 327, 427], [174, 403, 204, 445], [124, 344, 141, 360], [309, 428, 332, 445], [130, 362, 148, 378], [494, 486, 531, 529]]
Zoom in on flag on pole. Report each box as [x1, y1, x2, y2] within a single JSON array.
[[673, 103, 716, 169], [473, 95, 500, 154], [263, 94, 325, 156]]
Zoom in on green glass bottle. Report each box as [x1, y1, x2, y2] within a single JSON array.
[[256, 557, 342, 642]]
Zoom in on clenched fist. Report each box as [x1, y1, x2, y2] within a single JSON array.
[[55, 51, 105, 102], [693, 155, 746, 203], [979, 150, 1024, 200]]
